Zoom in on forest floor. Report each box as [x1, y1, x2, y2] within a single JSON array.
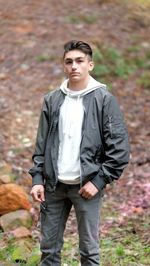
[[0, 0, 150, 265]]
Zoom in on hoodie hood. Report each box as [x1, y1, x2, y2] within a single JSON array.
[[60, 76, 106, 98]]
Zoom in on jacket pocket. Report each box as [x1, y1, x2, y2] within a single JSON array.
[[109, 116, 126, 138]]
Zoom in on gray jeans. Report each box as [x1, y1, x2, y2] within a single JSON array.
[[40, 182, 102, 266]]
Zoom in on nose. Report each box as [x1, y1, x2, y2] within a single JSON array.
[[72, 60, 77, 70]]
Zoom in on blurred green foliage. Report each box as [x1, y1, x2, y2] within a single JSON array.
[[92, 43, 150, 87]]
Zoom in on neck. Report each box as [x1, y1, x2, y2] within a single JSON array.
[[68, 76, 90, 91]]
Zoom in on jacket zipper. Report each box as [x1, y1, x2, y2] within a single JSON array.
[[79, 104, 87, 188], [52, 102, 63, 192]]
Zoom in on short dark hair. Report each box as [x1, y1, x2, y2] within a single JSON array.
[[63, 40, 93, 60]]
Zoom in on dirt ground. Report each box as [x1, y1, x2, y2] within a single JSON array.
[[0, 0, 150, 240]]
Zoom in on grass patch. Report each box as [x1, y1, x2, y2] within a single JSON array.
[[0, 197, 149, 266], [80, 14, 98, 24], [35, 54, 56, 62], [65, 14, 98, 24], [61, 224, 150, 265], [138, 71, 150, 90], [92, 45, 135, 83], [124, 0, 150, 8], [100, 209, 150, 265], [61, 236, 79, 265], [0, 235, 40, 265], [101, 230, 150, 266], [0, 216, 150, 265]]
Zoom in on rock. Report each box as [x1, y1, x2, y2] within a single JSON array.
[[0, 73, 9, 80], [0, 174, 12, 184], [11, 226, 32, 238], [0, 210, 32, 231], [0, 163, 13, 184], [0, 183, 32, 215]]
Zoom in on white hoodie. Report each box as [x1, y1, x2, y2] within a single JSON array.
[[57, 76, 105, 184]]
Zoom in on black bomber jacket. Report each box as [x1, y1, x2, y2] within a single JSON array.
[[29, 85, 130, 191]]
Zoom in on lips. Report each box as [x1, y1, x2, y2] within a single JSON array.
[[70, 72, 80, 76]]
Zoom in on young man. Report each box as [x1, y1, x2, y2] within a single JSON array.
[[29, 40, 130, 265]]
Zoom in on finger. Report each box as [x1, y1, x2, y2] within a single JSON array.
[[78, 188, 83, 194], [81, 190, 90, 198], [34, 192, 42, 202], [40, 190, 45, 202], [31, 191, 42, 202]]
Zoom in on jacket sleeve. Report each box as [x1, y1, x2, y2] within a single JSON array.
[[28, 96, 50, 186], [91, 93, 130, 190]]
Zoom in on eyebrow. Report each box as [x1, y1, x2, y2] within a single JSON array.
[[64, 56, 86, 62]]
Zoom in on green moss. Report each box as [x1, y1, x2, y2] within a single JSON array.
[[12, 246, 27, 263]]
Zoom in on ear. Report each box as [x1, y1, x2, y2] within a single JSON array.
[[89, 61, 94, 72]]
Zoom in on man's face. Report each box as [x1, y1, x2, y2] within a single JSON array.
[[63, 50, 94, 83]]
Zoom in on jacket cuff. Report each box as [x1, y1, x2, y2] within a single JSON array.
[[91, 173, 106, 190], [32, 173, 44, 186]]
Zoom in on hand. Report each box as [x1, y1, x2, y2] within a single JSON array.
[[30, 185, 45, 202], [79, 181, 99, 199]]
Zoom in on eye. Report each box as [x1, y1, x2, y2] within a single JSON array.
[[65, 61, 72, 65], [77, 59, 84, 63]]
